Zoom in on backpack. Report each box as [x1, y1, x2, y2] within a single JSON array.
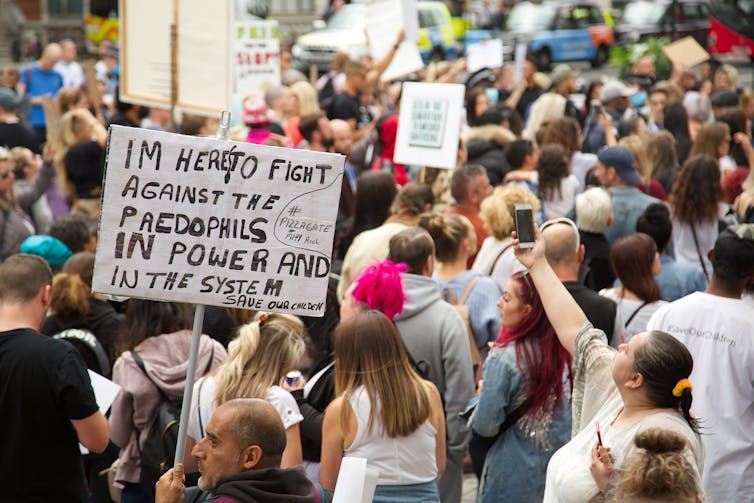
[[442, 275, 483, 379], [130, 348, 214, 495], [53, 328, 111, 378]]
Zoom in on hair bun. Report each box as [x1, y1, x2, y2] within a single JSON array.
[[634, 428, 687, 454]]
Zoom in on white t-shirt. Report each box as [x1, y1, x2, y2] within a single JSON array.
[[187, 375, 303, 441], [571, 152, 597, 193], [671, 203, 728, 277], [472, 236, 526, 290], [543, 326, 703, 502], [720, 155, 737, 178], [599, 289, 668, 344], [542, 174, 580, 220], [648, 292, 754, 502]]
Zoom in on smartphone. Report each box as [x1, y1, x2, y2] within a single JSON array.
[[485, 87, 499, 106], [596, 421, 603, 447], [590, 99, 603, 117], [514, 203, 535, 248]]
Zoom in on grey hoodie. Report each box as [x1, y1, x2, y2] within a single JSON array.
[[393, 273, 474, 456]]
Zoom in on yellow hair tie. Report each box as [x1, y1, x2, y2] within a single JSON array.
[[672, 378, 692, 397]]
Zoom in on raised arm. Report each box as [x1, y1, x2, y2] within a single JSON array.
[[512, 224, 588, 356]]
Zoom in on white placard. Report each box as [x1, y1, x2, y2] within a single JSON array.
[[366, 0, 424, 82], [177, 0, 232, 115], [466, 38, 504, 73], [81, 370, 122, 454], [393, 82, 464, 169], [332, 457, 379, 503], [88, 370, 122, 414], [232, 20, 281, 126], [92, 126, 345, 317], [380, 42, 425, 82], [513, 43, 528, 83]]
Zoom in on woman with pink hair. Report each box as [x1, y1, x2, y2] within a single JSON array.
[[286, 259, 407, 481]]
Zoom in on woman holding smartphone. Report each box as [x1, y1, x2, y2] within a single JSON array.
[[510, 225, 703, 502], [466, 210, 573, 502]]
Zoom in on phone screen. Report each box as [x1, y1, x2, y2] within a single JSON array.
[[515, 207, 535, 244], [485, 87, 499, 106]]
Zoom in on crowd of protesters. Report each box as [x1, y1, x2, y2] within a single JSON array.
[[0, 24, 753, 503]]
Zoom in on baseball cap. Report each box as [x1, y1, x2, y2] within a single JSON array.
[[550, 64, 576, 88], [597, 146, 641, 185], [600, 80, 636, 102], [710, 89, 738, 108], [0, 89, 18, 110]]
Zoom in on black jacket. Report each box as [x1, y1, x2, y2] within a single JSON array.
[[465, 125, 515, 186]]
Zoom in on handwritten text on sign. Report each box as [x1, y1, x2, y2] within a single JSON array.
[[408, 98, 448, 149], [92, 126, 345, 316]]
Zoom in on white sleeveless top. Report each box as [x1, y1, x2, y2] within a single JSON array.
[[344, 386, 437, 485]]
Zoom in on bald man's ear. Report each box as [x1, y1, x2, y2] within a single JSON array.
[[241, 444, 263, 470], [707, 248, 714, 263], [577, 244, 585, 264]]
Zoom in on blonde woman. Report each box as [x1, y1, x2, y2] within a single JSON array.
[[320, 310, 446, 502], [284, 81, 320, 147], [54, 108, 107, 219], [186, 312, 307, 470], [472, 184, 541, 289], [619, 135, 667, 200]]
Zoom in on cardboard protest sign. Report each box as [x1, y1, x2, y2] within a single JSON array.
[[366, 0, 424, 82], [177, 0, 233, 114], [663, 36, 709, 68], [120, 0, 232, 115], [393, 82, 464, 169], [119, 0, 173, 108], [466, 38, 503, 73], [231, 20, 281, 126], [92, 126, 345, 316]]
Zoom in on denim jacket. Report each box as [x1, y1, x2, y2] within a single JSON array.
[[466, 344, 571, 503], [604, 187, 660, 244]]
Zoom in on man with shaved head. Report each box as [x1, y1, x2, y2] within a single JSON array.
[[541, 218, 624, 346], [156, 398, 322, 503], [18, 43, 64, 149]]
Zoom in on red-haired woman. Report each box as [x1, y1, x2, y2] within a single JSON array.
[[600, 233, 668, 344], [467, 270, 572, 502]]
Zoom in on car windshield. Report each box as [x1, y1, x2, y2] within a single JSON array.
[[505, 2, 557, 32], [326, 4, 365, 30], [620, 2, 667, 24]]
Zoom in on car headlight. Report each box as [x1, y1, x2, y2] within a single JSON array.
[[292, 45, 303, 58]]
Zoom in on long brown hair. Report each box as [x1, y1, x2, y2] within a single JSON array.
[[114, 300, 190, 357], [689, 122, 729, 159], [647, 131, 680, 183], [610, 233, 662, 302], [536, 144, 570, 202], [334, 310, 430, 438], [669, 155, 722, 225]]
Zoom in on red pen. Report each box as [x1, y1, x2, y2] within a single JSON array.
[[596, 421, 603, 447]]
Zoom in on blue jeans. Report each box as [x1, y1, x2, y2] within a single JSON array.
[[373, 480, 440, 503], [121, 483, 152, 503]]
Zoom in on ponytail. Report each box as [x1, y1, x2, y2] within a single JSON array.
[[678, 387, 699, 434], [50, 272, 92, 317]]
